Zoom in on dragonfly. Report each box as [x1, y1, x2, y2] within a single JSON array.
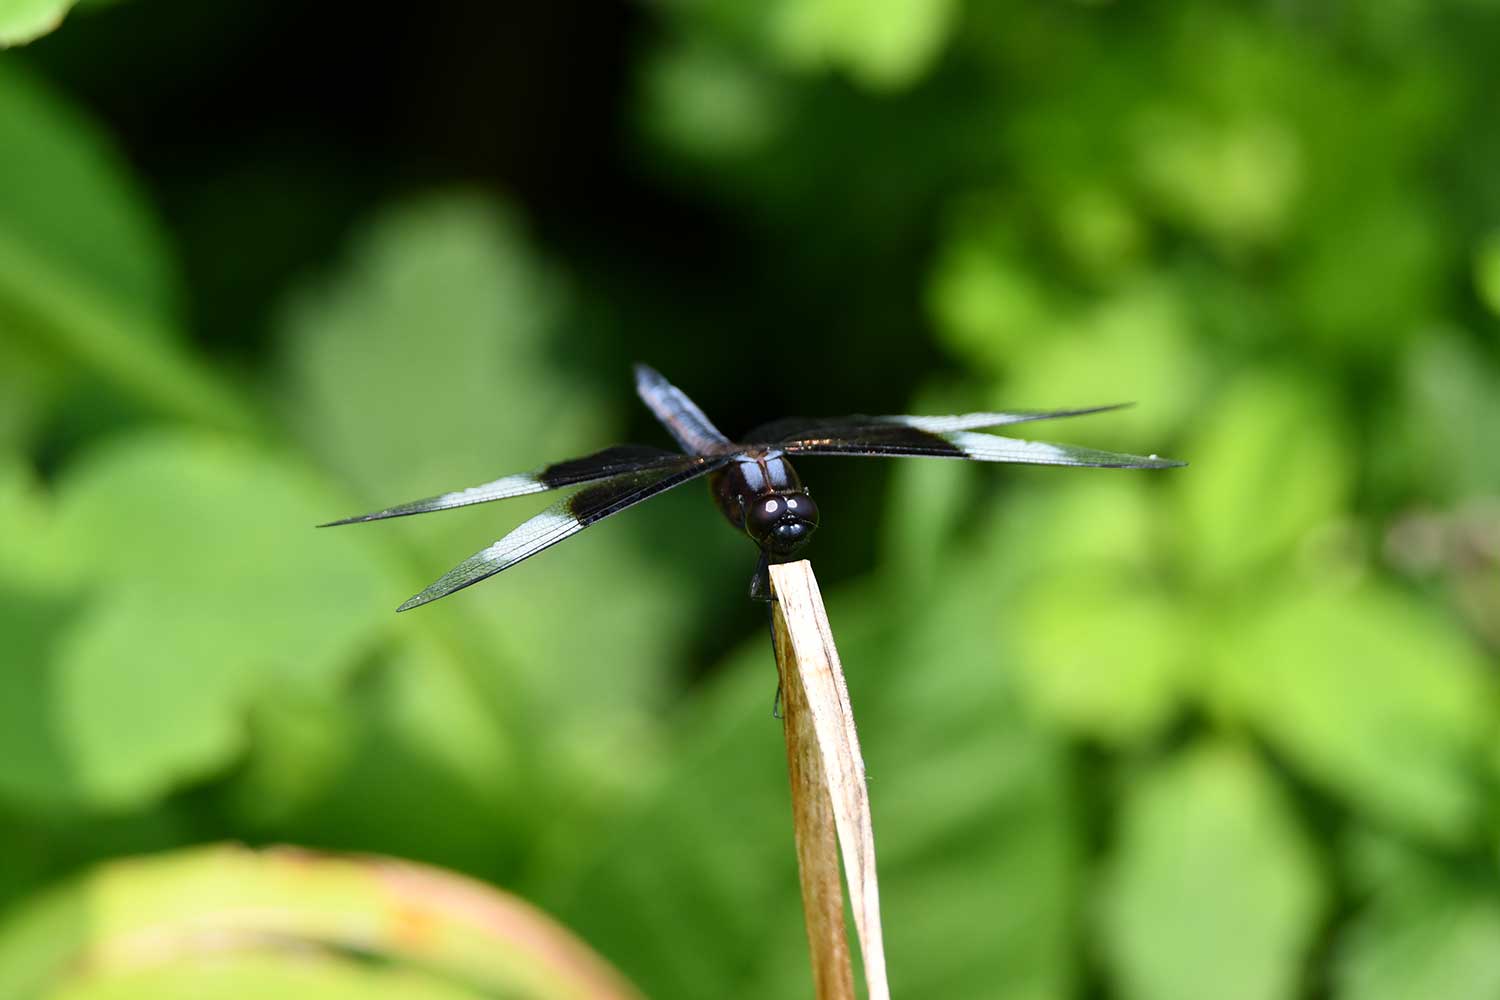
[[322, 364, 1184, 609]]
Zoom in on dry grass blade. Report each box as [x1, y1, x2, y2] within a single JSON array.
[[769, 560, 890, 1000]]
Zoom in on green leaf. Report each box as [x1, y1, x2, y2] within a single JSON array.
[[222, 689, 360, 829], [869, 578, 1079, 1000], [1220, 582, 1494, 846], [0, 845, 643, 999], [640, 40, 785, 161], [1474, 230, 1500, 317], [932, 474, 1189, 746], [0, 64, 175, 327], [534, 650, 796, 1000], [1378, 333, 1500, 503], [658, 0, 956, 89], [280, 194, 575, 507], [1000, 279, 1201, 445], [1100, 743, 1325, 1000], [44, 431, 394, 808], [1015, 574, 1187, 746], [1050, 185, 1150, 281], [0, 64, 251, 430], [0, 460, 95, 811], [927, 228, 1060, 370], [1176, 370, 1350, 584], [881, 451, 974, 590], [374, 634, 519, 808], [769, 0, 958, 89], [879, 383, 981, 588], [999, 476, 1160, 582], [251, 652, 528, 875], [0, 582, 80, 811], [1288, 196, 1444, 354], [0, 457, 73, 589], [0, 343, 57, 449], [0, 0, 76, 46], [1131, 109, 1302, 250], [1334, 842, 1500, 1000]]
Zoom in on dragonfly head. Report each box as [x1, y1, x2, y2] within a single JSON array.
[[746, 491, 820, 555]]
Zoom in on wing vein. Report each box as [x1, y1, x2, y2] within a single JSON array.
[[396, 456, 730, 610]]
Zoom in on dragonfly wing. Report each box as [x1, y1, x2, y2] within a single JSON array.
[[745, 404, 1131, 444], [634, 363, 732, 455], [397, 455, 730, 611], [780, 427, 1183, 469], [319, 445, 686, 525]]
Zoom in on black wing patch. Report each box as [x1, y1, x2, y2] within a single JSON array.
[[745, 404, 1131, 444], [319, 445, 686, 526], [779, 426, 1183, 469], [396, 455, 730, 611], [634, 363, 732, 456]]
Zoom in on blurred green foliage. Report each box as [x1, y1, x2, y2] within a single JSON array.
[[0, 1, 77, 48], [2, 0, 1500, 997]]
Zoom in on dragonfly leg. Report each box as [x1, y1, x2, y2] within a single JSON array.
[[750, 551, 784, 718], [748, 550, 773, 603], [766, 600, 783, 720]]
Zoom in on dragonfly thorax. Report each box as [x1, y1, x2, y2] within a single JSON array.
[[710, 453, 820, 556]]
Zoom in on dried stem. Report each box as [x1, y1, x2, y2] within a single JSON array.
[[769, 560, 889, 1000]]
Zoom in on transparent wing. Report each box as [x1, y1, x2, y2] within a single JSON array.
[[745, 404, 1131, 444], [319, 445, 687, 526], [779, 426, 1183, 469], [396, 456, 730, 611], [634, 363, 732, 455]]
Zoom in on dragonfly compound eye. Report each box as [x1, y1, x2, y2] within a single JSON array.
[[747, 492, 819, 554]]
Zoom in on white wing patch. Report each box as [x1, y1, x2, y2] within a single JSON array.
[[945, 431, 1181, 468], [478, 508, 580, 563], [321, 473, 546, 525], [895, 406, 1126, 432], [397, 508, 580, 611], [432, 474, 547, 506]]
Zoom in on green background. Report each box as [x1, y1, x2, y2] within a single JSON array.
[[3, 0, 1500, 996]]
